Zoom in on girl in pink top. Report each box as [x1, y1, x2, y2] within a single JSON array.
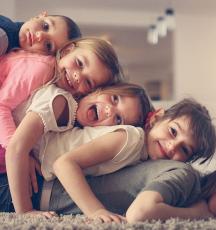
[[0, 37, 123, 172]]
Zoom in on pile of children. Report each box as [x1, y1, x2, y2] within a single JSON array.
[[1, 12, 216, 222]]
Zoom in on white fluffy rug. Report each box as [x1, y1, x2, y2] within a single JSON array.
[[0, 213, 216, 229]]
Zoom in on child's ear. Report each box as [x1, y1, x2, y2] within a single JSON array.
[[148, 108, 165, 128], [153, 108, 165, 119], [59, 43, 76, 58]]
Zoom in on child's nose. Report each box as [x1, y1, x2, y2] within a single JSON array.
[[166, 141, 176, 158], [105, 105, 114, 118], [35, 31, 44, 42], [73, 71, 80, 84]]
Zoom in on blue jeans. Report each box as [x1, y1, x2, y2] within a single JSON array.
[[0, 173, 43, 212], [0, 173, 13, 212]]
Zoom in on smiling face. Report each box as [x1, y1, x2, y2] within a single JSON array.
[[76, 92, 142, 127], [146, 115, 195, 162], [56, 46, 112, 98], [19, 13, 69, 55]]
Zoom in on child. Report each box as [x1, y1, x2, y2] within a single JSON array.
[[0, 37, 123, 172], [6, 82, 152, 220], [7, 96, 215, 222], [126, 98, 216, 222], [0, 12, 81, 56], [144, 98, 216, 162]]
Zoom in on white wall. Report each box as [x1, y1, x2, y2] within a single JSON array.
[[2, 0, 16, 19], [174, 14, 216, 103]]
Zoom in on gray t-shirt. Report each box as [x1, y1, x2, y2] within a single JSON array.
[[48, 159, 201, 215]]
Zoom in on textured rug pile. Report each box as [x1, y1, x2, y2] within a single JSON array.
[[1, 213, 216, 230]]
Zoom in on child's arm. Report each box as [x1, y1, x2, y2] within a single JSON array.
[[0, 53, 54, 147], [6, 112, 44, 212], [53, 130, 128, 222], [126, 191, 212, 222], [5, 95, 67, 214]]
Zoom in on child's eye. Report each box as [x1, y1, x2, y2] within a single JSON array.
[[42, 22, 49, 31], [170, 127, 177, 137], [112, 95, 119, 104], [85, 79, 93, 91], [76, 58, 83, 68], [115, 115, 122, 125], [44, 41, 53, 53], [181, 146, 190, 157]]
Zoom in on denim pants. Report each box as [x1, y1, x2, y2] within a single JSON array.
[[0, 173, 13, 212], [0, 173, 43, 212]]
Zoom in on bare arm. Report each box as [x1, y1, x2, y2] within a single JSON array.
[[6, 112, 44, 213], [5, 95, 67, 213], [126, 191, 212, 222], [53, 130, 127, 222]]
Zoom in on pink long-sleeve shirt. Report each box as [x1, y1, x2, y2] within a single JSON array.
[[0, 50, 55, 172]]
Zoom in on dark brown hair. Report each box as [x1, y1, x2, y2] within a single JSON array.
[[160, 98, 216, 162], [53, 15, 82, 40]]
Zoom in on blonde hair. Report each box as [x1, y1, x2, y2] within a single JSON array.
[[55, 37, 124, 85], [89, 82, 154, 127]]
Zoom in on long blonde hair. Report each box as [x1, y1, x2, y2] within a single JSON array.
[[54, 37, 124, 85]]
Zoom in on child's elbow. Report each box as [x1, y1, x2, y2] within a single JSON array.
[[6, 142, 19, 162], [53, 155, 71, 175], [53, 156, 64, 174]]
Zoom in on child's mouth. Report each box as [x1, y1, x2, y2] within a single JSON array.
[[157, 141, 167, 158], [26, 31, 33, 46], [65, 70, 75, 90], [87, 105, 99, 122]]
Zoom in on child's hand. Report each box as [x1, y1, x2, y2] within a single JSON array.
[[89, 208, 126, 223], [29, 155, 42, 195], [25, 210, 58, 219]]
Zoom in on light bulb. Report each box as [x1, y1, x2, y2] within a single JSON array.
[[157, 16, 167, 38], [165, 8, 176, 31], [147, 25, 158, 45]]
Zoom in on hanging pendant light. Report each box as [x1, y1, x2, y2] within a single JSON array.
[[157, 16, 167, 38], [147, 24, 158, 45], [165, 8, 176, 31]]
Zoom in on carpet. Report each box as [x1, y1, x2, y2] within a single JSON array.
[[0, 213, 216, 230]]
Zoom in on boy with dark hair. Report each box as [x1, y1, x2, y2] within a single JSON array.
[[144, 98, 216, 163]]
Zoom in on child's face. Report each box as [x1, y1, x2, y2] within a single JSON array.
[[19, 13, 69, 55], [56, 46, 112, 98], [146, 116, 195, 162], [76, 92, 142, 126]]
